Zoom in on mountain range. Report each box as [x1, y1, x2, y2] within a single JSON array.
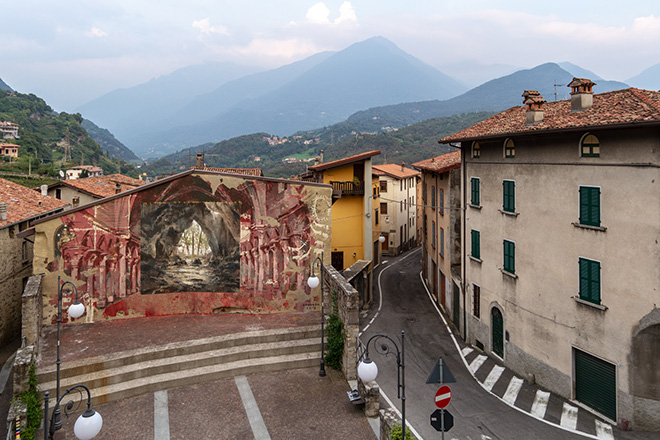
[[77, 37, 467, 157], [0, 78, 12, 92], [626, 63, 660, 91]]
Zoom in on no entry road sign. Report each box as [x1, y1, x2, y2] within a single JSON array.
[[435, 385, 452, 409]]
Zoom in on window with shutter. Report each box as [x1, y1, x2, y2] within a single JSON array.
[[579, 186, 600, 227], [503, 180, 515, 213], [579, 258, 601, 304], [440, 228, 444, 257], [503, 240, 515, 274], [439, 189, 444, 215], [471, 230, 480, 259], [471, 178, 480, 206]]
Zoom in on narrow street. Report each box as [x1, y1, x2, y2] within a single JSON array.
[[359, 246, 590, 440]]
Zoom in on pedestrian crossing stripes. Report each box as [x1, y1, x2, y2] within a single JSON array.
[[463, 349, 617, 439]]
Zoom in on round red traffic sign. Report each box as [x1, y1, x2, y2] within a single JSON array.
[[435, 385, 452, 409]]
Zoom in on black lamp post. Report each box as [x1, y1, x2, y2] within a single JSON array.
[[43, 385, 103, 440], [358, 331, 406, 438], [306, 252, 326, 377]]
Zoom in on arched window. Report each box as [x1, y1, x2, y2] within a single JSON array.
[[581, 133, 600, 157], [472, 141, 481, 158], [504, 139, 515, 158]]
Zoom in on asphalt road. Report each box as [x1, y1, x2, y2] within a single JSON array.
[[359, 246, 589, 440]]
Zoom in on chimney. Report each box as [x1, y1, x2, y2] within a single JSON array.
[[115, 183, 122, 194], [40, 184, 48, 196], [319, 150, 324, 163], [196, 153, 204, 168], [401, 162, 405, 172], [522, 90, 545, 125], [0, 202, 6, 222], [568, 78, 596, 112]]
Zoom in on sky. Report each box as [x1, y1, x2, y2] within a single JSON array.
[[2, 0, 659, 111]]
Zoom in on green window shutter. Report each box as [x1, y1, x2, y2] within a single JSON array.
[[579, 187, 601, 226], [503, 240, 515, 273], [579, 258, 601, 304], [471, 178, 480, 205], [440, 229, 444, 256], [503, 180, 515, 212], [471, 230, 480, 259]]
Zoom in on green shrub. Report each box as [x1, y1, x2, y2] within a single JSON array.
[[14, 363, 41, 440], [390, 423, 414, 440], [324, 290, 345, 370]]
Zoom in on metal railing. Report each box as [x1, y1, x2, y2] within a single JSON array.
[[330, 181, 364, 196]]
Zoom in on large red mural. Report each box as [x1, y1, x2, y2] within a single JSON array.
[[36, 172, 331, 324]]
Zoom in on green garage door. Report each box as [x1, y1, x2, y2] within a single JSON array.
[[575, 349, 617, 421]]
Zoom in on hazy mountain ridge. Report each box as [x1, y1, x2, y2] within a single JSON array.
[[626, 63, 660, 91], [81, 119, 140, 163], [0, 78, 12, 92]]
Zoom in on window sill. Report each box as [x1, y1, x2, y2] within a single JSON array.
[[500, 269, 518, 279], [469, 255, 482, 264], [468, 204, 482, 210], [572, 223, 607, 232], [499, 210, 519, 217], [572, 296, 608, 311]]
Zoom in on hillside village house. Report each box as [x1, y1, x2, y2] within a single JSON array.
[[65, 165, 104, 180], [0, 121, 19, 139], [372, 163, 420, 256], [413, 151, 462, 329], [0, 143, 19, 158], [441, 79, 660, 431], [0, 178, 68, 347], [45, 174, 145, 209]]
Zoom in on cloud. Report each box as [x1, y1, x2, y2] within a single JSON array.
[[231, 38, 319, 60], [192, 18, 230, 35], [85, 27, 107, 38], [306, 2, 357, 25]]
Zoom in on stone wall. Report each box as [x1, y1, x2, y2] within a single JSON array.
[[323, 264, 359, 380], [0, 225, 31, 347], [21, 274, 43, 349]]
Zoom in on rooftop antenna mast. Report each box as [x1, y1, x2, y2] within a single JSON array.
[[553, 80, 564, 101]]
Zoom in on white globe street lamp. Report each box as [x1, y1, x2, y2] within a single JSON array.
[[378, 235, 385, 243], [357, 357, 379, 383]]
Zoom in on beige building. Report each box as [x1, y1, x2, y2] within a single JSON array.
[[0, 178, 68, 347], [413, 152, 463, 330], [45, 174, 145, 209], [0, 121, 19, 139], [372, 163, 419, 256], [441, 80, 660, 431], [0, 143, 19, 158], [65, 165, 104, 180]]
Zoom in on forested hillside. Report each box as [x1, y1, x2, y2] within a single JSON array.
[[0, 90, 137, 178]]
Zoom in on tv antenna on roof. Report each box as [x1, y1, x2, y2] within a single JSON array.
[[553, 80, 564, 101]]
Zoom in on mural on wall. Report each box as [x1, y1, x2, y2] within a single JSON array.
[[38, 172, 332, 322], [140, 202, 240, 295]]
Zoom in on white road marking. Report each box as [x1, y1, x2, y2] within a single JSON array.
[[502, 376, 523, 405], [469, 354, 487, 374], [461, 347, 474, 357], [594, 419, 615, 440], [530, 390, 551, 419], [235, 376, 271, 440], [154, 390, 170, 440], [483, 365, 505, 392], [560, 402, 579, 430]]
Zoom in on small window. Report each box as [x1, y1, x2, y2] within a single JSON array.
[[471, 230, 480, 259], [422, 181, 427, 203], [581, 134, 600, 157], [72, 196, 80, 207], [431, 186, 436, 209], [440, 228, 444, 257], [22, 240, 29, 261], [470, 178, 480, 206], [375, 208, 379, 225], [473, 284, 481, 318], [380, 202, 388, 215], [55, 188, 62, 199], [472, 141, 481, 159], [432, 221, 436, 248], [380, 180, 387, 192], [503, 240, 515, 274], [579, 186, 600, 227], [579, 258, 601, 304], [439, 189, 444, 215], [503, 180, 515, 213], [504, 138, 515, 158]]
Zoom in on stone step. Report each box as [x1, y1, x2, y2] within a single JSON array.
[[38, 324, 322, 382], [40, 337, 322, 394], [46, 352, 321, 406]]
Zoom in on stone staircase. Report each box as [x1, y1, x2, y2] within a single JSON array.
[[37, 325, 322, 406]]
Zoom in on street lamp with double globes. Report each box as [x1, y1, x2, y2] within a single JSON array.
[[358, 331, 406, 438], [307, 252, 326, 377]]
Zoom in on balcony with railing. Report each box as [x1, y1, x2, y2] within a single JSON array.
[[330, 181, 364, 197]]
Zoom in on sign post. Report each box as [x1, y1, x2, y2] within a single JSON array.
[[432, 385, 453, 439]]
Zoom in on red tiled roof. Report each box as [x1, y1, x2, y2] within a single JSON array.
[[441, 88, 660, 143], [412, 151, 461, 174], [193, 167, 264, 177], [307, 150, 381, 172], [52, 174, 145, 198], [372, 164, 420, 179], [0, 178, 69, 228]]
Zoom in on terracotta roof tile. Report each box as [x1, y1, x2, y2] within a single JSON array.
[[0, 178, 69, 228], [54, 174, 145, 198], [412, 151, 461, 174], [441, 88, 660, 143], [307, 150, 381, 172], [193, 166, 264, 176], [372, 164, 420, 179]]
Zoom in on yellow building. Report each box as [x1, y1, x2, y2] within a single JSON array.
[[307, 150, 381, 271]]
